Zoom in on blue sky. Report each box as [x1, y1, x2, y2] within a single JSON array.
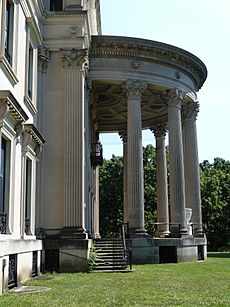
[[99, 0, 230, 162]]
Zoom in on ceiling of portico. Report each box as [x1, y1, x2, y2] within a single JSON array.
[[91, 80, 168, 132]]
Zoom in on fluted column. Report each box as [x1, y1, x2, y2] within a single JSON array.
[[151, 124, 170, 237], [119, 131, 128, 224], [121, 80, 146, 235], [35, 48, 49, 237], [182, 100, 203, 236], [61, 49, 88, 238], [162, 89, 188, 236]]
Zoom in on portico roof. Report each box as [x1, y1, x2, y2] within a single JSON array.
[[89, 35, 207, 132]]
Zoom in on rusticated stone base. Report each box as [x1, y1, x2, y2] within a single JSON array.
[[44, 237, 92, 273], [126, 236, 207, 265]]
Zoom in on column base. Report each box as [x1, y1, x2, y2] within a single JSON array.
[[60, 227, 88, 239], [129, 228, 150, 238], [155, 230, 170, 238]]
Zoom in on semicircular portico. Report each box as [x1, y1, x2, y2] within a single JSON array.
[[88, 35, 207, 133]]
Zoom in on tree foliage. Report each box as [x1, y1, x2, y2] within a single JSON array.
[[99, 146, 230, 251], [99, 155, 123, 237], [200, 158, 230, 251]]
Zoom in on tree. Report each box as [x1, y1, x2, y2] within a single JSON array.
[[99, 145, 157, 237], [200, 158, 230, 250], [143, 144, 157, 235], [99, 155, 123, 237]]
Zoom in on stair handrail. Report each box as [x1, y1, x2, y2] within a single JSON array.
[[120, 223, 132, 271]]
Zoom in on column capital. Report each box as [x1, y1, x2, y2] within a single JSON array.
[[182, 101, 199, 121], [119, 131, 127, 143], [121, 80, 147, 100], [161, 89, 185, 109], [61, 48, 89, 71], [38, 47, 49, 71], [151, 124, 167, 139]]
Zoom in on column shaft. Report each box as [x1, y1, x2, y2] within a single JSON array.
[[122, 80, 146, 234], [153, 126, 170, 236], [183, 101, 203, 236], [165, 90, 187, 235]]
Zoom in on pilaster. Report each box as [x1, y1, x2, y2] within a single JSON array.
[[121, 80, 146, 235], [61, 48, 88, 238]]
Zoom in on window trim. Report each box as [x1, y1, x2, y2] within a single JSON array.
[[0, 0, 18, 85]]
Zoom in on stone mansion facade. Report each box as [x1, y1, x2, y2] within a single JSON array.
[[0, 0, 207, 292]]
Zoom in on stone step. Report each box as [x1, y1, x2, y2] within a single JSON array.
[[92, 238, 128, 273], [94, 265, 127, 271]]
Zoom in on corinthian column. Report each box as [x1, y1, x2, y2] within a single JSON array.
[[121, 80, 146, 235], [182, 100, 203, 236], [151, 124, 170, 237], [119, 131, 128, 224], [162, 89, 188, 236], [61, 48, 88, 239]]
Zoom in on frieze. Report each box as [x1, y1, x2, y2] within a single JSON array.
[[90, 36, 207, 90]]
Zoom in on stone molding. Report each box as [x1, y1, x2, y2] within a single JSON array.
[[121, 80, 147, 100], [90, 36, 207, 90], [38, 48, 50, 71], [0, 91, 28, 124], [61, 48, 89, 70], [23, 124, 45, 157]]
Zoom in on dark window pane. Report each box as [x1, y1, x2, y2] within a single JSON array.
[[50, 0, 62, 11], [0, 139, 6, 212]]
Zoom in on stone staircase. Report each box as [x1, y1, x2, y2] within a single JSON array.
[[93, 239, 128, 272]]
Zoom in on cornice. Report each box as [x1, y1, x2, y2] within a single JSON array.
[[24, 124, 45, 145], [90, 36, 207, 91], [0, 91, 29, 123], [23, 124, 45, 157]]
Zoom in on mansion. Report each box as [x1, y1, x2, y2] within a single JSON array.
[[0, 0, 207, 292]]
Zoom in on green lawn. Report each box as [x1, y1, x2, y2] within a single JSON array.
[[1, 254, 230, 307]]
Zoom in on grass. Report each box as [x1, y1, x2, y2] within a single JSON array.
[[0, 254, 230, 306]]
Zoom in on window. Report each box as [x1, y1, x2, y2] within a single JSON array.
[[28, 44, 33, 99], [4, 0, 14, 65], [25, 158, 32, 235], [0, 137, 10, 234], [50, 0, 62, 11]]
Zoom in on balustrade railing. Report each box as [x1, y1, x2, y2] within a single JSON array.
[[153, 222, 205, 238]]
